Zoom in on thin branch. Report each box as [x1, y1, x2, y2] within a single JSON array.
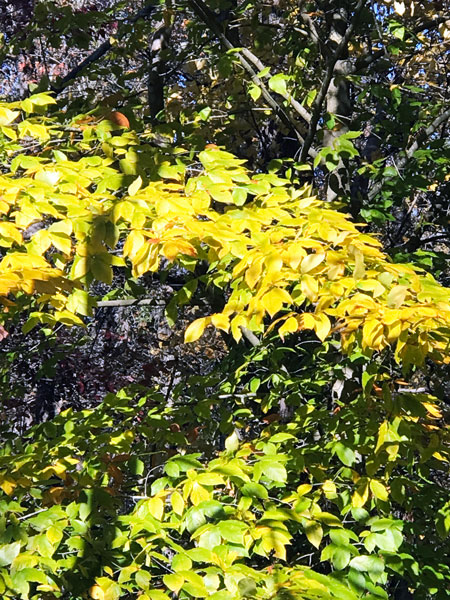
[[300, 0, 364, 162], [368, 106, 450, 201], [299, 10, 330, 58], [97, 298, 158, 308], [405, 107, 450, 159], [51, 2, 158, 95], [187, 0, 317, 157]]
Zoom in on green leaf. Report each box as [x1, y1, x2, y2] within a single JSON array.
[[241, 482, 268, 499], [333, 547, 351, 570], [260, 460, 287, 483], [350, 555, 385, 579], [218, 520, 247, 543], [268, 74, 288, 96], [334, 442, 355, 467], [0, 541, 21, 566]]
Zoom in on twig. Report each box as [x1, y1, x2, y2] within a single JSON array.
[[51, 2, 158, 95], [188, 0, 317, 157], [300, 0, 364, 162], [96, 298, 161, 307]]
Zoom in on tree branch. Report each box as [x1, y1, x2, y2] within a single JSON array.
[[97, 298, 157, 308], [368, 106, 450, 201], [188, 0, 317, 157], [405, 107, 450, 160], [51, 2, 158, 95], [300, 0, 364, 162]]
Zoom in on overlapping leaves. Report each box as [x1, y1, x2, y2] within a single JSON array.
[[1, 97, 450, 367]]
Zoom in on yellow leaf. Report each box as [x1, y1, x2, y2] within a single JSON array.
[[245, 257, 263, 289], [171, 491, 185, 515], [301, 253, 325, 274], [34, 169, 61, 186], [148, 497, 164, 520], [0, 222, 23, 246], [162, 240, 196, 261], [301, 274, 318, 301], [0, 107, 19, 126], [261, 288, 293, 317], [0, 474, 16, 495], [190, 482, 210, 505], [387, 285, 408, 308], [230, 314, 248, 342], [279, 316, 299, 338], [297, 483, 312, 496], [369, 479, 389, 502], [313, 313, 331, 342], [353, 249, 365, 279], [362, 319, 385, 350], [89, 585, 104, 600], [304, 520, 323, 548], [357, 279, 386, 298], [352, 479, 369, 508], [284, 243, 306, 269], [123, 230, 145, 260], [211, 313, 230, 332], [298, 313, 316, 331], [375, 421, 388, 453], [50, 232, 72, 256], [128, 175, 142, 196], [423, 402, 442, 419], [185, 317, 209, 343], [322, 480, 337, 497]]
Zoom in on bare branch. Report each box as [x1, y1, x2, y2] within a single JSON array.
[[368, 106, 450, 201], [51, 2, 158, 95], [188, 0, 317, 157], [300, 0, 364, 162], [97, 298, 157, 308]]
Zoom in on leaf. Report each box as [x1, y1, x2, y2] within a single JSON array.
[[387, 285, 408, 308], [335, 442, 355, 467], [171, 491, 185, 515], [304, 520, 323, 548], [0, 107, 20, 126], [260, 460, 287, 482], [148, 497, 164, 520], [218, 520, 247, 543], [225, 430, 240, 452], [301, 253, 325, 274], [370, 479, 389, 502], [332, 547, 351, 570], [268, 74, 288, 96], [279, 316, 299, 337], [349, 555, 385, 580], [196, 473, 225, 486], [163, 573, 184, 593], [0, 541, 21, 566], [128, 175, 143, 196], [185, 317, 209, 343], [313, 313, 331, 342], [261, 288, 292, 317], [352, 480, 370, 508], [248, 83, 261, 101], [241, 482, 268, 499]]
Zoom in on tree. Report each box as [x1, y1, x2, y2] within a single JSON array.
[[0, 1, 449, 599]]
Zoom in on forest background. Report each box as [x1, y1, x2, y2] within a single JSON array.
[[0, 1, 450, 599]]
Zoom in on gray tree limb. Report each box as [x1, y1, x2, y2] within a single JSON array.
[[299, 0, 364, 162], [188, 0, 318, 158]]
